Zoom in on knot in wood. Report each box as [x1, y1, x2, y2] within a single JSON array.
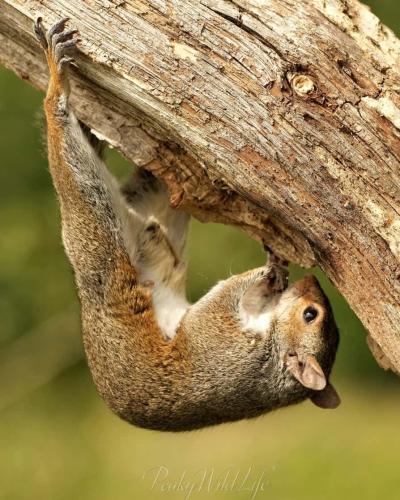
[[291, 74, 316, 96]]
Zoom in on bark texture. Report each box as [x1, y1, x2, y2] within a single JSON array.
[[1, 0, 400, 373]]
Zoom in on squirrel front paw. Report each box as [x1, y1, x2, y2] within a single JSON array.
[[34, 17, 79, 77], [263, 250, 289, 293], [266, 264, 288, 293]]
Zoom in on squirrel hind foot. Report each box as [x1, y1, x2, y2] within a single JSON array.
[[34, 17, 79, 75]]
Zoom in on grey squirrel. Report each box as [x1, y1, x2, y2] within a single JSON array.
[[34, 17, 340, 432]]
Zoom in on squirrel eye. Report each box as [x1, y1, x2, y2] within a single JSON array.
[[303, 306, 318, 323]]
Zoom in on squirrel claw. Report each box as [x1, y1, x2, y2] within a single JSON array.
[[268, 266, 288, 293], [47, 17, 70, 47], [263, 246, 289, 292], [34, 17, 48, 50], [34, 17, 79, 72]]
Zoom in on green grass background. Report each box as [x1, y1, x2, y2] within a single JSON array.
[[0, 1, 399, 499]]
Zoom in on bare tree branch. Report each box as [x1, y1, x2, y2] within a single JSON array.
[[1, 0, 400, 373]]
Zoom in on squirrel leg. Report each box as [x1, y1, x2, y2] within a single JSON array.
[[123, 173, 190, 338], [122, 171, 188, 294], [34, 18, 147, 307], [137, 217, 187, 297], [139, 218, 178, 269], [36, 18, 187, 340], [122, 170, 189, 261]]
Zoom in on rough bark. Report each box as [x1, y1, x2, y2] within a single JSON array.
[[1, 0, 399, 373]]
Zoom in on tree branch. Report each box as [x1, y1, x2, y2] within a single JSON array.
[[1, 0, 400, 373]]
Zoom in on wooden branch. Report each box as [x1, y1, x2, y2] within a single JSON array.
[[1, 0, 400, 373]]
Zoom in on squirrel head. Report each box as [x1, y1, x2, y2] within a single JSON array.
[[235, 271, 340, 411], [271, 274, 340, 409]]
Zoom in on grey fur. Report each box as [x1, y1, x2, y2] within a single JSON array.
[[34, 18, 340, 432]]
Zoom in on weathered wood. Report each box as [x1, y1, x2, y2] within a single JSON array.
[[1, 0, 399, 373]]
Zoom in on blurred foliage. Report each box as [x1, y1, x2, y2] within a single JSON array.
[[0, 0, 399, 499]]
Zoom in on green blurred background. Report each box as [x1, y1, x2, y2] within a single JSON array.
[[0, 1, 399, 499]]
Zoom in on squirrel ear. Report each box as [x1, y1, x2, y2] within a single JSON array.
[[301, 355, 327, 390], [286, 354, 326, 391], [311, 383, 341, 409], [286, 355, 340, 408]]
